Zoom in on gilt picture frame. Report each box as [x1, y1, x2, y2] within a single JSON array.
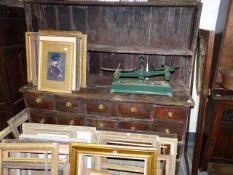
[[38, 36, 76, 93], [70, 143, 157, 175], [25, 32, 39, 85], [87, 169, 113, 175]]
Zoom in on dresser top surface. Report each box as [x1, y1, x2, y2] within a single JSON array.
[[20, 80, 194, 107]]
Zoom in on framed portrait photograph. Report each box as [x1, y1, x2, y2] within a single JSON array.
[[38, 36, 76, 93], [39, 30, 87, 88]]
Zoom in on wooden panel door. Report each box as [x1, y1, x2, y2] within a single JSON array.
[[191, 30, 215, 175]]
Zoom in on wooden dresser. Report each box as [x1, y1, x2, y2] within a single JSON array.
[[21, 0, 202, 173], [0, 5, 27, 130]]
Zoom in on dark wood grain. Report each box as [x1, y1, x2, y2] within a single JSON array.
[[86, 116, 117, 129], [85, 100, 117, 116], [154, 105, 189, 122], [0, 5, 27, 129], [57, 112, 85, 126], [29, 108, 57, 124], [118, 103, 153, 120], [55, 96, 84, 113], [24, 92, 55, 110], [208, 162, 233, 175]]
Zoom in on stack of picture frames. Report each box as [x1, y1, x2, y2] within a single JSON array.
[[13, 123, 178, 175], [25, 30, 87, 93]]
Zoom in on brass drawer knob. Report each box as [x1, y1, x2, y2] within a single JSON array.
[[130, 107, 137, 113], [167, 112, 173, 119], [130, 126, 135, 130], [35, 97, 42, 104], [98, 104, 105, 111], [98, 122, 104, 128], [69, 120, 75, 125], [165, 128, 171, 133], [65, 101, 72, 108], [40, 118, 45, 124]]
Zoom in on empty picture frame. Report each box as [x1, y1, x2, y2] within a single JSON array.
[[0, 142, 59, 175], [21, 123, 96, 143], [69, 143, 157, 175], [96, 130, 177, 175], [87, 169, 113, 175], [7, 109, 29, 139]]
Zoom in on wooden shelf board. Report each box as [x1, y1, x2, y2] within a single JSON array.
[[25, 0, 200, 7], [88, 44, 193, 56]]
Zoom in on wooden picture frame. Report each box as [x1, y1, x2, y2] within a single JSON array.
[[39, 30, 87, 88], [7, 109, 29, 139], [21, 123, 96, 143], [157, 154, 173, 175], [0, 109, 28, 140], [38, 36, 76, 93], [87, 169, 113, 175], [96, 130, 177, 175], [158, 137, 178, 175], [25, 32, 39, 85], [0, 142, 59, 175], [69, 143, 157, 175]]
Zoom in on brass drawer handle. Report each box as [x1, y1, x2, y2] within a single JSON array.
[[165, 128, 171, 133], [167, 112, 173, 119], [35, 97, 42, 104], [69, 120, 75, 125], [65, 101, 72, 108], [98, 104, 105, 111], [130, 107, 137, 113], [40, 118, 45, 124]]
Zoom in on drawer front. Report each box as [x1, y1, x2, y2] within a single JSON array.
[[118, 121, 151, 131], [118, 103, 153, 119], [154, 105, 189, 122], [29, 109, 56, 124], [86, 101, 116, 116], [24, 93, 55, 110], [152, 122, 185, 141], [57, 113, 85, 126], [55, 96, 84, 113], [86, 117, 117, 129]]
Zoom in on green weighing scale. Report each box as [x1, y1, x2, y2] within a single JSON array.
[[102, 56, 178, 96]]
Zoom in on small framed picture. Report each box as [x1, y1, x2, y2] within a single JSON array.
[[38, 36, 76, 93]]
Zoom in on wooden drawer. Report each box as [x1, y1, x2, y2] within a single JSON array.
[[55, 96, 84, 113], [86, 101, 116, 116], [154, 105, 189, 122], [29, 109, 56, 124], [118, 120, 151, 131], [24, 93, 55, 110], [57, 113, 85, 126], [86, 117, 117, 129], [118, 103, 153, 119], [152, 122, 185, 141]]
